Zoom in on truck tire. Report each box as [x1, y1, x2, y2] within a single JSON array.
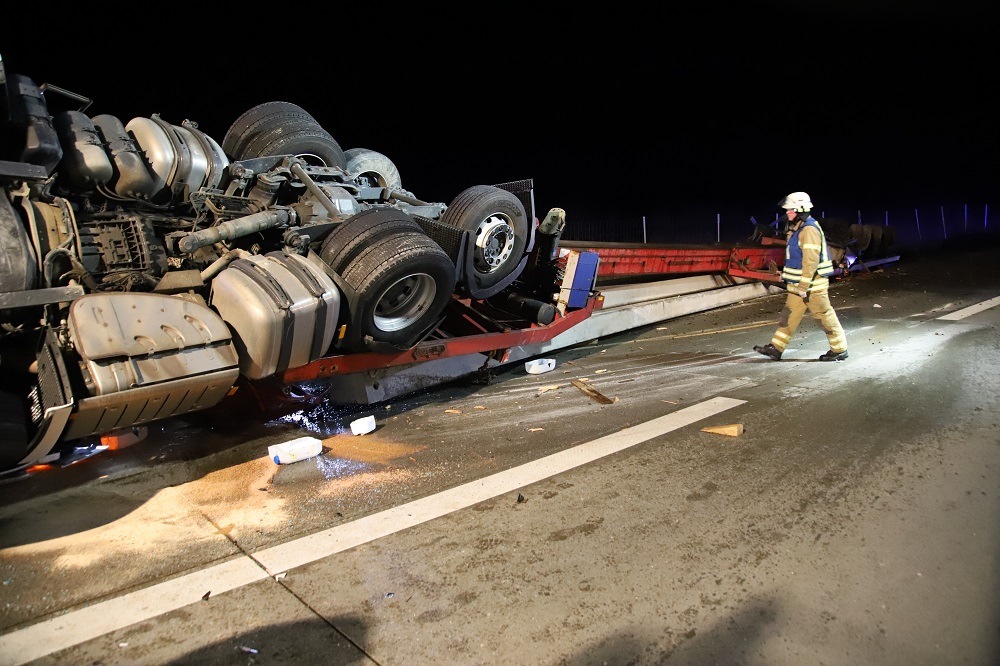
[[320, 208, 422, 275], [856, 224, 873, 255], [222, 101, 315, 158], [819, 217, 851, 246], [439, 185, 529, 291], [249, 127, 346, 169], [223, 102, 346, 168], [867, 225, 883, 257], [236, 115, 321, 162], [344, 148, 403, 192], [339, 230, 456, 350], [0, 391, 29, 470], [848, 223, 871, 255], [881, 226, 896, 252]]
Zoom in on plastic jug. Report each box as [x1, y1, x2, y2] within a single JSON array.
[[268, 436, 323, 464], [525, 358, 556, 374]]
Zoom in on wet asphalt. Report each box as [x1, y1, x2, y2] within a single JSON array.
[[1, 240, 999, 665]]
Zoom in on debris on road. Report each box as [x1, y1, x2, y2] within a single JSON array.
[[350, 415, 377, 435], [526, 358, 556, 374], [701, 424, 744, 437], [570, 379, 615, 404], [444, 409, 462, 414]]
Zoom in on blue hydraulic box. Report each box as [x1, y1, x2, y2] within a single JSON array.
[[558, 250, 600, 312]]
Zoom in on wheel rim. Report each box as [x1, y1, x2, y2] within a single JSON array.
[[473, 215, 515, 273], [296, 152, 329, 167], [373, 273, 438, 332], [352, 170, 385, 188]]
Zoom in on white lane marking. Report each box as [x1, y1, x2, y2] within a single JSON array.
[[0, 396, 744, 664], [0, 557, 268, 665], [251, 396, 745, 573], [937, 295, 1000, 321]]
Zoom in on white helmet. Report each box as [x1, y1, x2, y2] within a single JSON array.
[[779, 191, 812, 212]]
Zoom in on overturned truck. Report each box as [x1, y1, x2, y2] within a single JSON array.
[[1, 59, 802, 475], [0, 60, 583, 472]]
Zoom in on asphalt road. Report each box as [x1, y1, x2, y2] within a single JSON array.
[[1, 242, 998, 665]]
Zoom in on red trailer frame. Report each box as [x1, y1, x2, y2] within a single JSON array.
[[277, 242, 785, 386]]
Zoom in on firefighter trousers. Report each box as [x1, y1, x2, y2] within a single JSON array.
[[769, 289, 847, 353]]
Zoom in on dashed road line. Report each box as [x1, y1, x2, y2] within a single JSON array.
[[937, 295, 1000, 321]]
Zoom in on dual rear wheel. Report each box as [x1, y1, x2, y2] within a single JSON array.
[[321, 209, 455, 351], [317, 182, 532, 351], [222, 101, 346, 168]]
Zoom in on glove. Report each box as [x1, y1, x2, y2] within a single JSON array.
[[797, 286, 808, 300]]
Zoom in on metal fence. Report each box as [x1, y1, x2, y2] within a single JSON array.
[[560, 203, 995, 251]]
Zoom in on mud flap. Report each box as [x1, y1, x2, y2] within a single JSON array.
[[19, 328, 75, 466]]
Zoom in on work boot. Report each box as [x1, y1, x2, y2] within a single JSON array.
[[819, 349, 849, 361], [753, 343, 782, 360]]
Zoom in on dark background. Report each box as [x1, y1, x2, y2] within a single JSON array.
[[2, 3, 995, 238]]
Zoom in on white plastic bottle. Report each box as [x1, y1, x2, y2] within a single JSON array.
[[267, 436, 323, 464]]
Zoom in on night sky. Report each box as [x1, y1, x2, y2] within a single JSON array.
[[3, 4, 995, 227]]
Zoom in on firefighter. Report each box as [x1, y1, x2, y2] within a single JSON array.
[[754, 191, 848, 361]]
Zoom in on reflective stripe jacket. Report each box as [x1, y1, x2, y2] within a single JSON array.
[[781, 216, 834, 292]]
